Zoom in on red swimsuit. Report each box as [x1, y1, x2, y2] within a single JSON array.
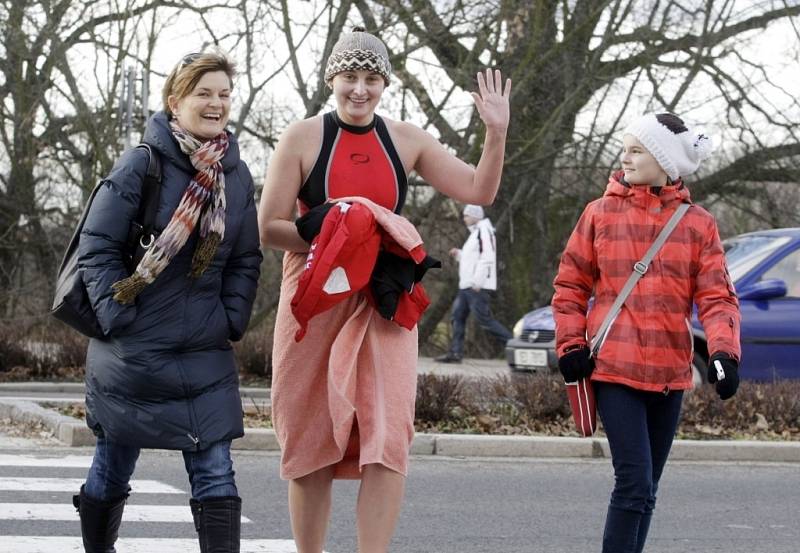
[[298, 111, 407, 214]]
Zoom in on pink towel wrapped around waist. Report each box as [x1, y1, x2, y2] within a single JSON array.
[[271, 251, 418, 480]]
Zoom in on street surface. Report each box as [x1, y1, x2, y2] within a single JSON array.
[[0, 432, 797, 553]]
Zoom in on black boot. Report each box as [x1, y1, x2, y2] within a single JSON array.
[[73, 485, 128, 553], [190, 496, 242, 553], [434, 352, 462, 363]]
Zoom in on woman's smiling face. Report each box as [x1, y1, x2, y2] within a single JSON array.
[[168, 70, 232, 140], [331, 70, 386, 126]]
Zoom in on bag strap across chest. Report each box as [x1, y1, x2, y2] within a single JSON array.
[[590, 202, 691, 358]]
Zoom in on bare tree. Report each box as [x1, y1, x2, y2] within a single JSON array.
[[2, 0, 798, 359], [347, 0, 800, 349], [0, 0, 196, 323]]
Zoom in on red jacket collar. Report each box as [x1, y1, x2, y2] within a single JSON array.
[[604, 170, 692, 207]]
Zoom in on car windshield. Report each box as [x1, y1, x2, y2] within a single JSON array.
[[724, 235, 792, 283]]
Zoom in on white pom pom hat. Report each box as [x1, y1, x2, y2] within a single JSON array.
[[623, 113, 714, 180]]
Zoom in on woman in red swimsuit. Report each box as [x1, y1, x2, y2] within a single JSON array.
[[258, 27, 510, 553]]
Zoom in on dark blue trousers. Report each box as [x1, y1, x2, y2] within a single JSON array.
[[84, 435, 238, 501], [448, 288, 512, 356], [595, 382, 684, 553]]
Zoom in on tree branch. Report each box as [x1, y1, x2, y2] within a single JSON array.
[[598, 5, 800, 83], [692, 143, 800, 200]]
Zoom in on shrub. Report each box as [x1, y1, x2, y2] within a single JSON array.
[[681, 380, 800, 439], [0, 326, 28, 372], [414, 373, 800, 439], [1, 320, 272, 383], [415, 373, 466, 424], [0, 322, 86, 380], [233, 329, 271, 383], [40, 375, 800, 440], [491, 373, 571, 422]]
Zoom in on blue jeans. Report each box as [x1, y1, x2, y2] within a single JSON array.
[[595, 382, 684, 553], [84, 435, 238, 501], [448, 288, 512, 356]]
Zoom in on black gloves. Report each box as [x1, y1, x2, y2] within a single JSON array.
[[371, 251, 441, 321], [295, 202, 336, 243], [708, 353, 739, 400], [558, 346, 595, 383]]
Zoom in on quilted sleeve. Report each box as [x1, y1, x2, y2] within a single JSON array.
[[552, 203, 597, 356], [78, 148, 149, 336], [221, 167, 263, 341], [694, 216, 741, 359]]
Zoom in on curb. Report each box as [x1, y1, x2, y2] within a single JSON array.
[[0, 382, 270, 398], [0, 382, 87, 394], [0, 400, 96, 447], [2, 399, 799, 462], [666, 439, 800, 463], [433, 434, 602, 458]]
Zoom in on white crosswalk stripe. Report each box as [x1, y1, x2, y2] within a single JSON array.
[[0, 451, 321, 552], [0, 477, 183, 493], [0, 454, 93, 467], [3, 537, 303, 552], [1, 502, 256, 523]]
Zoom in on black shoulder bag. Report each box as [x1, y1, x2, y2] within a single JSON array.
[[50, 144, 162, 338]]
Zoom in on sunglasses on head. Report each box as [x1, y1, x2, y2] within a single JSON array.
[[178, 52, 202, 70]]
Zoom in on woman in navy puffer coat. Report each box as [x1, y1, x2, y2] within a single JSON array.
[[74, 51, 261, 553]]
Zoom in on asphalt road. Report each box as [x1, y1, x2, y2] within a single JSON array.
[[1, 442, 797, 553]]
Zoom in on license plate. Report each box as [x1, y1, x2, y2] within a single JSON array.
[[514, 348, 547, 368]]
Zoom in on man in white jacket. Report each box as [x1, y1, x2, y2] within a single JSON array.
[[436, 204, 512, 363]]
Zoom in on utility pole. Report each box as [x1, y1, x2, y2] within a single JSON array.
[[141, 70, 150, 121], [119, 65, 151, 150]]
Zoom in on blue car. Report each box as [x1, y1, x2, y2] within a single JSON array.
[[506, 228, 800, 381]]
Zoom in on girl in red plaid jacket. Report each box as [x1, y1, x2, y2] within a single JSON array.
[[552, 113, 741, 553]]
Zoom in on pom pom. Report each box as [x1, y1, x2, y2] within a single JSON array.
[[693, 133, 714, 160], [352, 26, 366, 33]]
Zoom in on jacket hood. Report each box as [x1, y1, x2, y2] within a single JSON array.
[[142, 111, 242, 174], [604, 170, 691, 205], [476, 217, 495, 230]]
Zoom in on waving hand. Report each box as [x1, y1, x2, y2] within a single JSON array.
[[471, 68, 511, 132]]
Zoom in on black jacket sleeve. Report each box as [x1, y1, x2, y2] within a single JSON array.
[[77, 147, 149, 336], [221, 164, 263, 341]]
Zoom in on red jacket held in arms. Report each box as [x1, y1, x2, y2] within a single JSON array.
[[291, 200, 431, 341]]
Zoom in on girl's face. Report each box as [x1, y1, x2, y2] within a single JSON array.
[[620, 134, 668, 186], [331, 70, 386, 126], [168, 71, 232, 140]]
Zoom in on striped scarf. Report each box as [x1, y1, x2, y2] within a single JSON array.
[[112, 123, 228, 305]]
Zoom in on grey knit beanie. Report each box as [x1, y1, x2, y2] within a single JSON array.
[[324, 26, 391, 86]]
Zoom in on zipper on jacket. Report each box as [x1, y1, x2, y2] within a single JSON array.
[[642, 201, 656, 378], [176, 277, 202, 449], [685, 317, 695, 374], [175, 353, 202, 449]]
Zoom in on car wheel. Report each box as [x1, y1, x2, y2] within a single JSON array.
[[691, 354, 707, 389]]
